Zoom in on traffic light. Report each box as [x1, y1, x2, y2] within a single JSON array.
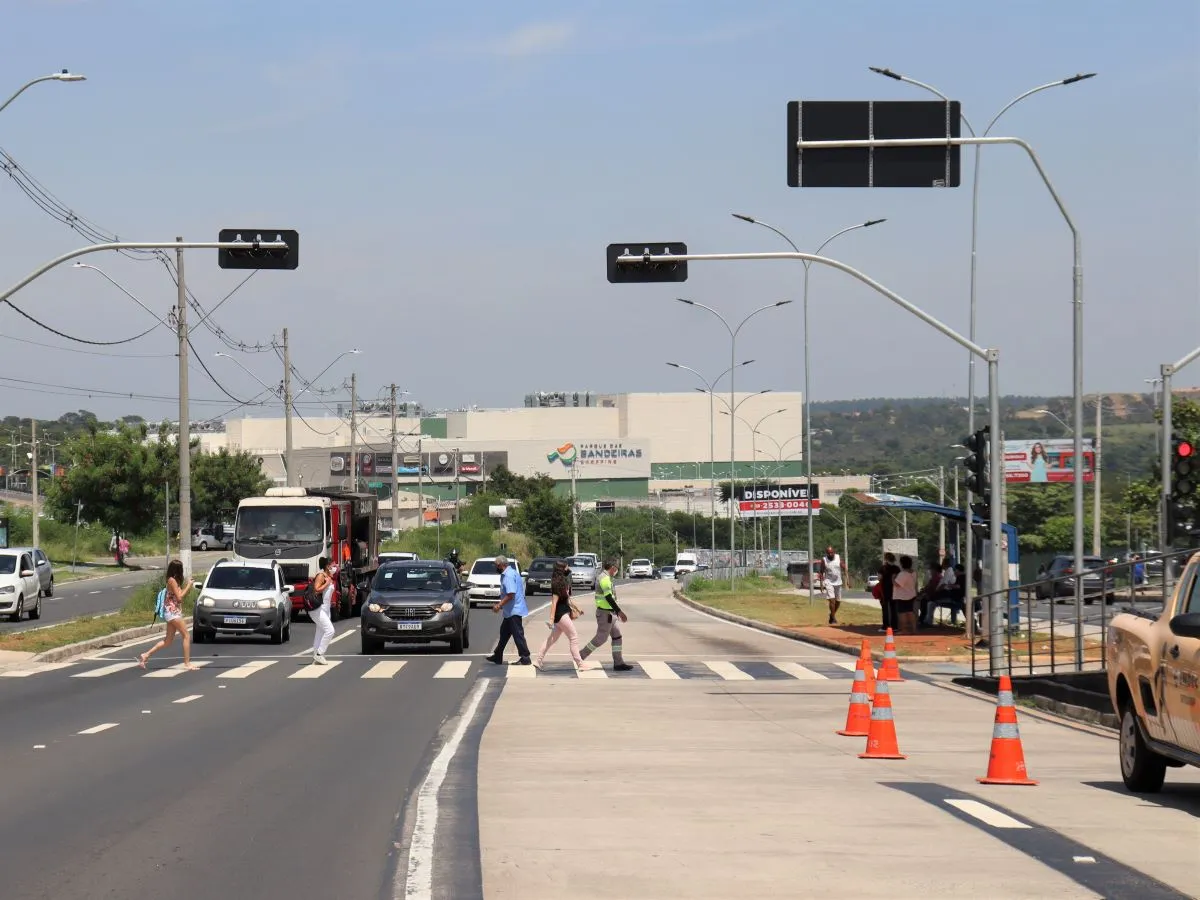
[[217, 229, 299, 270], [1167, 435, 1198, 545], [963, 426, 991, 534], [606, 242, 689, 283]]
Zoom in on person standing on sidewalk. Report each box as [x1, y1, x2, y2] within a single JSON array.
[[534, 560, 598, 671], [487, 555, 531, 666], [310, 557, 336, 665], [878, 551, 900, 633], [138, 560, 198, 670], [579, 559, 633, 672], [821, 545, 844, 625]]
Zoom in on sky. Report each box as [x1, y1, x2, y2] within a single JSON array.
[[1, 0, 1197, 424]]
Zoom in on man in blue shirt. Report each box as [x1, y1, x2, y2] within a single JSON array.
[[486, 555, 531, 666]]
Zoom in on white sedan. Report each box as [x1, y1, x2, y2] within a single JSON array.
[[626, 558, 653, 578]]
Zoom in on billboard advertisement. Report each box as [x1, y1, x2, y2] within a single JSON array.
[[544, 440, 652, 479], [734, 482, 821, 518], [1004, 438, 1095, 484]]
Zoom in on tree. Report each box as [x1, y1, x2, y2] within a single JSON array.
[[191, 448, 271, 526], [512, 487, 572, 557]]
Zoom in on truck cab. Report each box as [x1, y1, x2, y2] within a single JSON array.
[[1106, 550, 1200, 792]]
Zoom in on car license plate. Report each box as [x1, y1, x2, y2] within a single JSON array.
[[224, 615, 247, 625], [396, 622, 422, 631]]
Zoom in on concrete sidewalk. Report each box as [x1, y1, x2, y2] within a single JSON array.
[[477, 584, 1200, 899]]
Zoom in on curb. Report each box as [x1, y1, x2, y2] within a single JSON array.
[[30, 622, 179, 664], [674, 591, 971, 664]]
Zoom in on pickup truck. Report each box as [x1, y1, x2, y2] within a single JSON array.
[[1106, 549, 1200, 792]]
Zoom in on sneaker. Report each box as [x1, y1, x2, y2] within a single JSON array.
[[828, 614, 835, 625], [314, 653, 328, 666], [613, 663, 634, 672]]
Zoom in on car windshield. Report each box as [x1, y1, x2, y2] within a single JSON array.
[[471, 560, 497, 576], [567, 557, 592, 567], [529, 560, 555, 573], [631, 559, 650, 566], [236, 506, 324, 544], [206, 567, 277, 591], [376, 566, 452, 591], [0, 555, 16, 575]]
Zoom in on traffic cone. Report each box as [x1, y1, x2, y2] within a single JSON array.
[[858, 679, 907, 759], [977, 675, 1038, 785], [836, 657, 873, 736], [878, 629, 904, 682], [859, 639, 877, 699]]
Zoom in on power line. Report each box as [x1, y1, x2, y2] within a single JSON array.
[[0, 373, 272, 405], [0, 331, 176, 359], [1, 298, 160, 346]]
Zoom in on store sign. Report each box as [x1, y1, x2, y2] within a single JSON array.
[[548, 441, 645, 467], [735, 482, 821, 518]]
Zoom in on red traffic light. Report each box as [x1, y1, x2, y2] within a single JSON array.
[[1178, 440, 1194, 458]]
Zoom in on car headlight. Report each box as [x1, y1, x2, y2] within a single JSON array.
[[0, 585, 13, 594], [367, 602, 385, 613], [256, 598, 274, 609], [439, 601, 454, 613], [200, 596, 215, 607]]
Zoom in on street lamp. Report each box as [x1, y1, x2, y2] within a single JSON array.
[[731, 215, 885, 602], [0, 70, 86, 116], [719, 406, 786, 560], [1035, 400, 1104, 554], [677, 297, 791, 584], [73, 262, 174, 331], [755, 431, 804, 565], [667, 359, 754, 560]]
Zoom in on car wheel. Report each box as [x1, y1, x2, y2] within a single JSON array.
[[1119, 704, 1167, 793], [45, 577, 53, 598], [200, 541, 208, 551], [28, 595, 41, 620], [283, 617, 292, 642], [361, 634, 385, 654], [8, 595, 23, 622], [192, 627, 206, 644], [269, 619, 285, 645], [462, 616, 470, 650]]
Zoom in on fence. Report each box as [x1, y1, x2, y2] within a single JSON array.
[[968, 547, 1195, 677]]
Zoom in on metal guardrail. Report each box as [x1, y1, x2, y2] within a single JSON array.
[[968, 547, 1195, 677]]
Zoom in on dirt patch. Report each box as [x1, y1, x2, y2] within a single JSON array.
[[797, 623, 973, 657]]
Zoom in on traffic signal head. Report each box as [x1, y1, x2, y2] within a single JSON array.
[[962, 426, 990, 496], [218, 229, 299, 270], [606, 242, 689, 283], [1172, 436, 1196, 500]]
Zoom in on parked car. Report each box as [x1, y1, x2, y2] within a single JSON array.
[[525, 556, 559, 595], [866, 573, 881, 592], [379, 551, 420, 565], [626, 558, 653, 579], [193, 558, 293, 644], [361, 560, 470, 654], [191, 527, 230, 551], [8, 546, 53, 598], [659, 565, 676, 581], [566, 555, 599, 590], [674, 552, 699, 575], [465, 556, 518, 607], [1035, 555, 1115, 603], [0, 549, 42, 621]]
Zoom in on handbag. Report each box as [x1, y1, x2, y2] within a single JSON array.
[[568, 599, 584, 620]]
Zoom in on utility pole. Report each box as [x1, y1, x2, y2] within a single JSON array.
[[453, 447, 461, 522], [30, 419, 38, 550], [417, 434, 425, 527], [282, 327, 295, 487], [165, 479, 170, 569], [176, 238, 192, 578], [390, 384, 399, 535], [938, 464, 946, 560], [349, 372, 358, 492], [1092, 395, 1102, 556], [571, 461, 579, 554]]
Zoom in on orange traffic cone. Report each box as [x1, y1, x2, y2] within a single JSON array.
[[878, 629, 904, 681], [836, 657, 873, 736], [858, 679, 907, 759], [859, 639, 877, 699], [978, 675, 1038, 785]]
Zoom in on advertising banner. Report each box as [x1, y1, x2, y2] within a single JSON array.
[[734, 482, 821, 518], [544, 440, 652, 479], [1004, 438, 1095, 484]]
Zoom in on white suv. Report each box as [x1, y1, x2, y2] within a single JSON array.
[[193, 558, 293, 644], [627, 558, 653, 579], [0, 550, 42, 621]]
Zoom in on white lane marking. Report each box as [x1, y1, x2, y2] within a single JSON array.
[[836, 661, 860, 672], [639, 660, 680, 680], [399, 680, 488, 900], [89, 590, 102, 595], [771, 661, 828, 680], [329, 629, 356, 645], [33, 744, 45, 750], [77, 723, 119, 735], [289, 660, 342, 678], [72, 661, 139, 678], [142, 710, 151, 714], [173, 694, 203, 704], [434, 661, 471, 679], [218, 660, 277, 679], [705, 661, 753, 681], [577, 664, 608, 679], [1073, 856, 1097, 864], [1, 661, 77, 677], [944, 799, 1031, 829], [144, 661, 211, 678], [362, 661, 407, 679], [506, 664, 536, 678]]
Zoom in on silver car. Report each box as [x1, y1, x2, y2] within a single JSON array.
[[193, 558, 294, 644], [566, 555, 598, 590]]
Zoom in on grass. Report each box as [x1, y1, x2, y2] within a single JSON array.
[[0, 573, 202, 655], [684, 575, 881, 629]]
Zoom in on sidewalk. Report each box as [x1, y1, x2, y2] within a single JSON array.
[[476, 584, 1200, 899]]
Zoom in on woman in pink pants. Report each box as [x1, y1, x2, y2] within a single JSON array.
[[534, 561, 598, 671]]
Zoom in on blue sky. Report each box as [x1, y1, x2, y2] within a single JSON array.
[[1, 0, 1197, 422]]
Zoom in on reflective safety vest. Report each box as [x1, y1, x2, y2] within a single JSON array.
[[595, 571, 615, 610]]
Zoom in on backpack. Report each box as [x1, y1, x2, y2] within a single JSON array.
[[301, 581, 323, 612], [154, 587, 167, 621]]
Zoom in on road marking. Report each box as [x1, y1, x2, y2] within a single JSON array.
[[33, 744, 45, 749], [1, 661, 76, 677], [72, 661, 138, 678], [89, 590, 102, 595], [577, 664, 608, 679], [836, 661, 859, 672], [329, 629, 356, 645], [639, 660, 680, 679], [506, 664, 537, 678], [77, 723, 118, 735], [434, 661, 471, 679], [944, 799, 1031, 829], [400, 680, 488, 900], [173, 694, 203, 704], [142, 709, 151, 714], [218, 660, 277, 679], [362, 661, 407, 679], [771, 661, 828, 680], [1074, 856, 1097, 864], [705, 661, 753, 681], [289, 660, 342, 678], [144, 661, 211, 678]]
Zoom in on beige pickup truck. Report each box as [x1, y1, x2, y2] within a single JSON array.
[[1107, 549, 1200, 792]]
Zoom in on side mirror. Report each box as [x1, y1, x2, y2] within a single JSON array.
[[1168, 612, 1200, 639], [20, 570, 34, 578], [284, 584, 295, 594]]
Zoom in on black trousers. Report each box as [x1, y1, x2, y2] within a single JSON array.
[[881, 598, 898, 630], [494, 615, 530, 661]]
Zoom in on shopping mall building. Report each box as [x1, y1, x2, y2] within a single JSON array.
[[197, 391, 867, 530]]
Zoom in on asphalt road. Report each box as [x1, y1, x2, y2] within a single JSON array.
[[0, 552, 227, 634]]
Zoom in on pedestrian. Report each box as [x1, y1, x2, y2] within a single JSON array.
[[118, 535, 130, 567], [821, 544, 844, 625], [534, 560, 599, 671], [487, 555, 531, 666], [893, 555, 918, 635], [579, 559, 633, 672], [310, 556, 336, 665], [878, 551, 900, 633], [138, 559, 198, 670]]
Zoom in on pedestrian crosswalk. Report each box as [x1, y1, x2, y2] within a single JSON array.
[[1, 657, 855, 684]]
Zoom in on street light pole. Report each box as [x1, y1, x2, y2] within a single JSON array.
[[283, 328, 295, 487], [0, 70, 86, 116], [176, 238, 192, 578], [29, 420, 38, 551], [349, 372, 358, 493], [732, 215, 885, 600], [390, 384, 399, 536]]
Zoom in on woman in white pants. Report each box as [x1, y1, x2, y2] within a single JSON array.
[[534, 561, 598, 671], [311, 557, 336, 664]]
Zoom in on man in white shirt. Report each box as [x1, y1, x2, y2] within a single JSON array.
[[821, 545, 843, 625]]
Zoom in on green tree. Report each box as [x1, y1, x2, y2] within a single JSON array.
[[191, 448, 271, 526], [512, 487, 573, 557]]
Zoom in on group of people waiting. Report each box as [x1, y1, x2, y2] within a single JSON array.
[[874, 552, 971, 635]]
